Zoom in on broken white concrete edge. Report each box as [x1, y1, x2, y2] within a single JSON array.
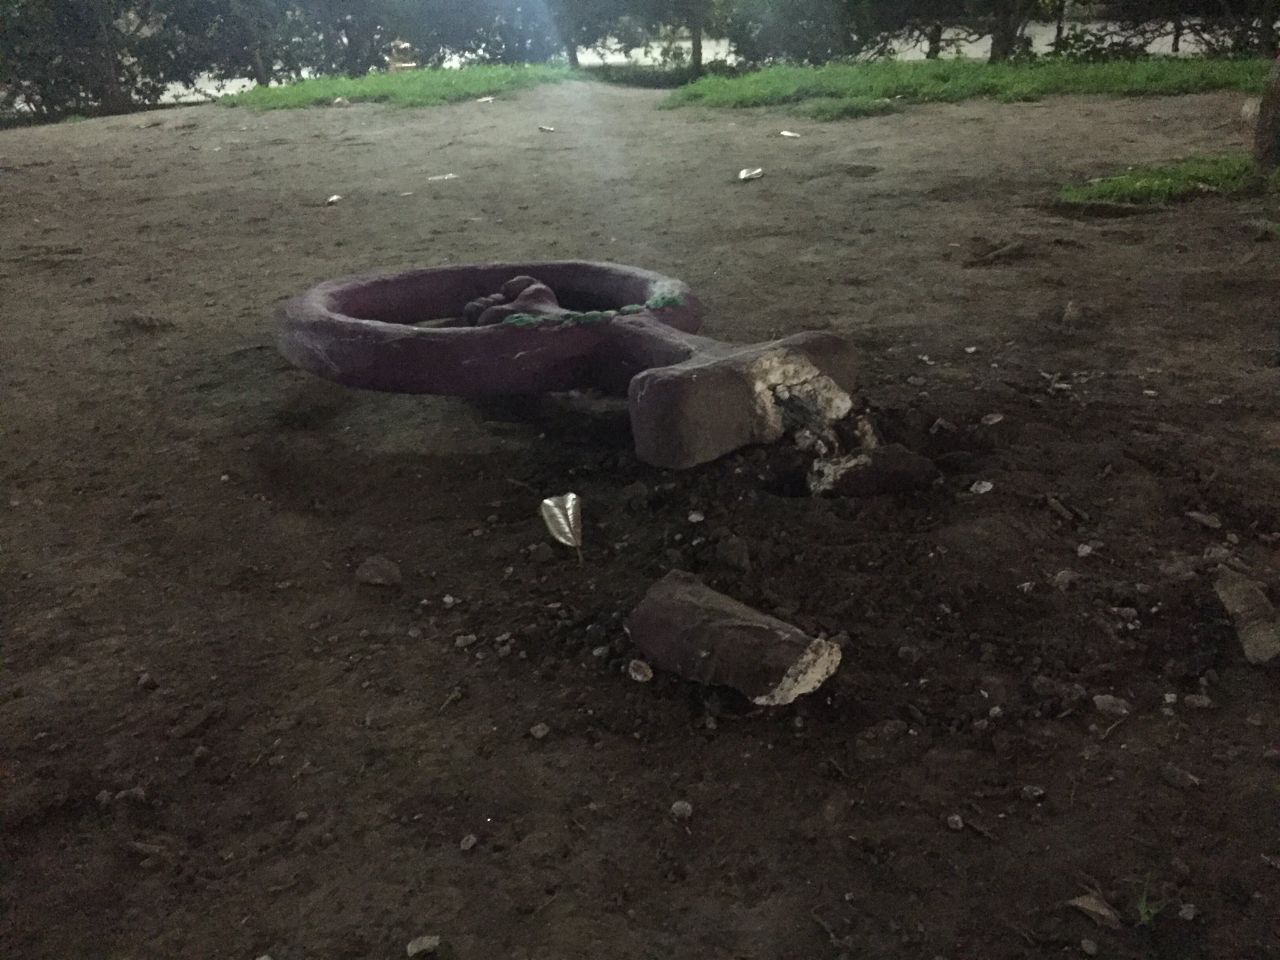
[[807, 452, 872, 495], [747, 351, 854, 443], [1214, 568, 1280, 665], [751, 637, 843, 707]]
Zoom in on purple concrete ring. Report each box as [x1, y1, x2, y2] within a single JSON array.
[[277, 260, 703, 397]]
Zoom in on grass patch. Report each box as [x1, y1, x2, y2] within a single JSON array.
[[222, 64, 573, 110], [665, 57, 1270, 113], [1057, 153, 1273, 205], [800, 95, 901, 121], [581, 63, 702, 89]]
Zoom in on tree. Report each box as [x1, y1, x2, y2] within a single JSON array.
[[1256, 54, 1280, 175], [0, 0, 211, 115]]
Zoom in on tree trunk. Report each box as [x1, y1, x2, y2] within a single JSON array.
[[1053, 0, 1066, 46], [1261, 0, 1278, 57], [925, 22, 943, 59], [251, 46, 271, 86], [565, 43, 579, 68], [689, 0, 705, 76], [988, 0, 1019, 63], [1255, 55, 1280, 177], [1172, 17, 1182, 53], [91, 0, 130, 114]]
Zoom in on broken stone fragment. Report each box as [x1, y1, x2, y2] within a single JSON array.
[[355, 554, 402, 587], [808, 443, 939, 497], [626, 571, 841, 706], [1213, 569, 1280, 665]]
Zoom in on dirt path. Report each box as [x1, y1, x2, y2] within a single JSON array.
[[2, 83, 1279, 960]]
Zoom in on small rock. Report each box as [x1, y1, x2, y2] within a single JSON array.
[[1081, 939, 1098, 956], [1051, 569, 1081, 591], [621, 481, 649, 509], [115, 786, 147, 805], [136, 672, 158, 691], [980, 413, 1005, 427], [688, 511, 705, 524], [627, 659, 654, 683], [1020, 785, 1046, 802], [294, 811, 310, 824], [1093, 694, 1131, 717], [1077, 543, 1094, 558], [714, 535, 752, 572], [969, 480, 994, 495], [332, 96, 351, 107], [1178, 903, 1198, 921], [1186, 511, 1222, 530], [897, 644, 922, 664], [1161, 763, 1202, 790], [442, 594, 459, 609], [529, 722, 551, 740], [170, 700, 226, 739], [454, 634, 478, 649], [945, 813, 964, 831], [670, 800, 693, 821], [1183, 694, 1215, 709], [406, 935, 442, 957], [355, 555, 402, 587], [459, 833, 478, 851]]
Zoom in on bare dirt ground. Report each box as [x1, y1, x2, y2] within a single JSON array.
[[2, 82, 1279, 960]]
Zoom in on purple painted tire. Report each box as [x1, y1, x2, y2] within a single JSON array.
[[277, 261, 703, 396]]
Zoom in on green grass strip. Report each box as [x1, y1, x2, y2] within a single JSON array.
[[665, 58, 1270, 112], [222, 64, 573, 110], [1058, 153, 1273, 205]]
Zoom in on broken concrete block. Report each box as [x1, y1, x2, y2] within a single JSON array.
[[626, 571, 842, 706], [627, 330, 857, 470], [1214, 569, 1280, 665], [808, 443, 939, 497]]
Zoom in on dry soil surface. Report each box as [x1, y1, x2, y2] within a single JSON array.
[[2, 82, 1279, 960]]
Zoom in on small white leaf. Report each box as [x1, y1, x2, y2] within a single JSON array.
[[1067, 893, 1123, 930], [540, 493, 582, 549]]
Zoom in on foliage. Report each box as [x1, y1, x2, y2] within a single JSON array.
[[0, 0, 212, 116]]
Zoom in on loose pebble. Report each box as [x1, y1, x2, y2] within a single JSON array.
[[355, 555, 402, 587], [945, 813, 964, 831], [529, 722, 551, 740], [459, 833, 478, 851], [406, 935, 442, 957], [670, 800, 693, 820], [627, 659, 654, 683], [1092, 694, 1131, 717]]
